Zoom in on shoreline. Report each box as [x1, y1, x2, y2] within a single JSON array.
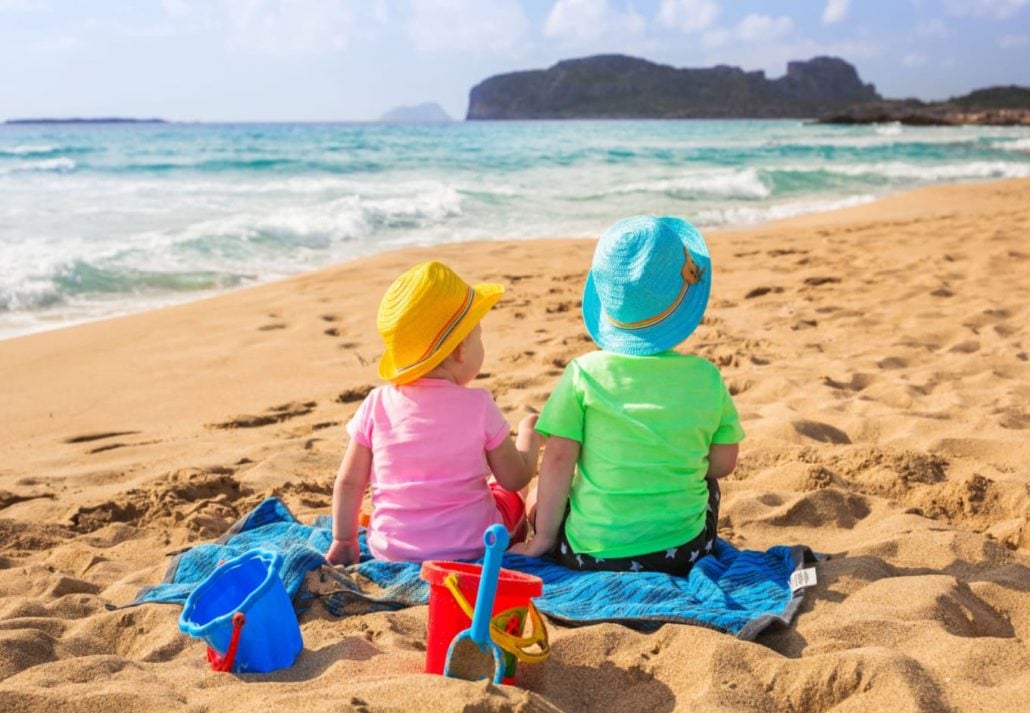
[[0, 176, 990, 345], [1, 177, 1028, 711]]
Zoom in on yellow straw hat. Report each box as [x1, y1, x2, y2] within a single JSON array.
[[377, 261, 504, 384]]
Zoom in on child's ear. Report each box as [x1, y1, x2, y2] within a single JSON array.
[[452, 340, 466, 364]]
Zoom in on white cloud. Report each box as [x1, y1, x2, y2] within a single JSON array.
[[223, 0, 353, 54], [736, 14, 793, 42], [998, 33, 1030, 47], [944, 0, 1029, 19], [82, 18, 177, 39], [702, 14, 794, 49], [0, 0, 46, 10], [657, 0, 719, 33], [371, 0, 389, 25], [408, 0, 529, 52], [161, 0, 192, 17], [822, 0, 850, 24], [544, 0, 646, 44], [32, 36, 83, 53], [915, 19, 952, 37], [902, 52, 928, 66]]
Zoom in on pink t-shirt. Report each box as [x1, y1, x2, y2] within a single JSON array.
[[346, 378, 511, 562]]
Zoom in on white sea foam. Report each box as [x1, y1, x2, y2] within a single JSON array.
[[994, 137, 1030, 153], [0, 144, 59, 156], [0, 157, 76, 175], [609, 168, 770, 200], [779, 160, 1030, 181], [874, 123, 903, 136], [0, 182, 466, 317], [694, 194, 878, 228]]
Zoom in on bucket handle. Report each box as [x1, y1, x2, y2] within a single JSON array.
[[443, 573, 550, 663], [207, 612, 246, 672]]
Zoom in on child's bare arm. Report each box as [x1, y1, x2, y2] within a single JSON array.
[[706, 443, 739, 479], [509, 436, 579, 557], [326, 439, 372, 566], [486, 414, 542, 492]]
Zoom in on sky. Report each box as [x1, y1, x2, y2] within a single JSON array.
[[1, 0, 1028, 122]]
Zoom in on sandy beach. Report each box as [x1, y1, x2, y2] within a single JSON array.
[[1, 178, 1028, 712]]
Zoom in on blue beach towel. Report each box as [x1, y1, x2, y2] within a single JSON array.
[[135, 498, 818, 640]]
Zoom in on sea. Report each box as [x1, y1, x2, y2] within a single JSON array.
[[2, 119, 1030, 339]]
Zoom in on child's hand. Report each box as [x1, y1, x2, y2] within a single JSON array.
[[326, 537, 360, 566], [508, 535, 554, 559], [518, 413, 539, 434], [517, 414, 543, 455]]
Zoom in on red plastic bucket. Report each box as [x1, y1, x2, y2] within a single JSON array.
[[419, 560, 543, 680]]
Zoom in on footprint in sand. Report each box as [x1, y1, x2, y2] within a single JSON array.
[[948, 340, 980, 354], [210, 401, 317, 429], [337, 385, 374, 403], [745, 286, 785, 299], [803, 276, 841, 287], [764, 489, 871, 529], [727, 379, 751, 396], [877, 356, 907, 369], [64, 431, 140, 444], [822, 373, 875, 392], [546, 300, 581, 314], [792, 420, 852, 444]]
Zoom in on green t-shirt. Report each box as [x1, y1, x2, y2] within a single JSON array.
[[536, 350, 745, 559]]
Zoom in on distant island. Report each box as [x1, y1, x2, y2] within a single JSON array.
[[467, 55, 879, 120], [379, 102, 452, 123], [818, 85, 1030, 126], [4, 117, 167, 125]]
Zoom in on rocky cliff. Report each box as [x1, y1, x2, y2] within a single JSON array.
[[818, 86, 1030, 126], [466, 55, 880, 120]]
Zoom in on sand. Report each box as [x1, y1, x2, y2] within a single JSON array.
[[1, 178, 1028, 712]]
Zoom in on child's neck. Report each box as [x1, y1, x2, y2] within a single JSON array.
[[423, 363, 459, 384]]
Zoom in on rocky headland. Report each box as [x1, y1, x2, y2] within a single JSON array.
[[466, 55, 879, 120]]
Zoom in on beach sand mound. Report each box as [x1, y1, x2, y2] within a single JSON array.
[[1, 179, 1028, 712]]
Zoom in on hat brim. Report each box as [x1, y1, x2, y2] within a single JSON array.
[[378, 282, 504, 384], [582, 224, 711, 356]]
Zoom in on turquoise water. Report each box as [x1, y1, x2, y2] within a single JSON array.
[[2, 120, 1029, 338]]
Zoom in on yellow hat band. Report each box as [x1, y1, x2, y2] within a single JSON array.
[[394, 285, 475, 375]]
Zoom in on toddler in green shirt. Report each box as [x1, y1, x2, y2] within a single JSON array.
[[510, 215, 744, 575]]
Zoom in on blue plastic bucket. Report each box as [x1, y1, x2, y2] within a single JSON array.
[[178, 550, 302, 673]]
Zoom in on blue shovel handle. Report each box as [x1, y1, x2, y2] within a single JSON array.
[[470, 524, 509, 647]]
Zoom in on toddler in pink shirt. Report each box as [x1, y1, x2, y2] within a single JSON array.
[[325, 261, 541, 565]]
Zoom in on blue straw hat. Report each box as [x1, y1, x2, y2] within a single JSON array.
[[582, 215, 711, 356]]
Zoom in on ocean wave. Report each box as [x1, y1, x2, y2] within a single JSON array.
[[694, 194, 877, 227], [105, 156, 385, 175], [0, 263, 249, 314], [172, 184, 465, 250], [592, 168, 770, 200], [0, 144, 59, 157], [1, 183, 465, 312], [772, 160, 1030, 182], [0, 157, 77, 175], [994, 137, 1030, 153], [874, 123, 903, 136]]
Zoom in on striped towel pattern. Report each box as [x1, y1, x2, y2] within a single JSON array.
[[135, 497, 817, 640]]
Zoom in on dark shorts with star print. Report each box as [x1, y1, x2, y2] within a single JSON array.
[[552, 477, 721, 576]]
